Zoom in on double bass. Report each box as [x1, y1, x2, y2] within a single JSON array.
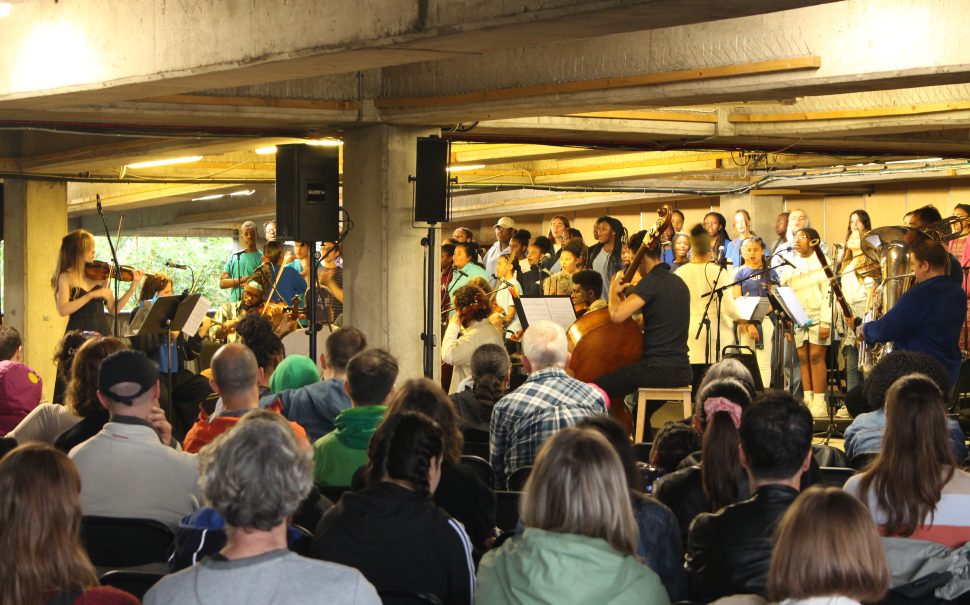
[[566, 205, 673, 433]]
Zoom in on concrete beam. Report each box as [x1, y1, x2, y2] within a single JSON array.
[[0, 0, 836, 110]]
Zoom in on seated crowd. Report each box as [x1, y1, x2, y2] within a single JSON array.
[[4, 310, 970, 605]]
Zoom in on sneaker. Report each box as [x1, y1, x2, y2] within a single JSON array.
[[835, 406, 852, 419], [808, 398, 829, 418]]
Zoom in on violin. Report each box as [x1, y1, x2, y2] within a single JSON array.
[[85, 260, 139, 282]]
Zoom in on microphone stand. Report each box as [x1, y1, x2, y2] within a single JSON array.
[[697, 260, 727, 364], [95, 195, 122, 337]]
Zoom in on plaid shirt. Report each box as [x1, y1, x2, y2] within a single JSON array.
[[489, 367, 606, 489]]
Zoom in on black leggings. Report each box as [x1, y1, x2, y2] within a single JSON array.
[[594, 362, 693, 423]]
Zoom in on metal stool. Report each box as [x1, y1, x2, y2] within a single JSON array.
[[635, 386, 693, 443]]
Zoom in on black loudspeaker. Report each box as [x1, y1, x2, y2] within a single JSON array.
[[276, 144, 340, 242], [414, 136, 450, 223]]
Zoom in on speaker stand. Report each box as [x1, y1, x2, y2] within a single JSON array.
[[421, 225, 437, 379]]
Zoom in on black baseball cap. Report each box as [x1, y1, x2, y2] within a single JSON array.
[[98, 350, 159, 405]]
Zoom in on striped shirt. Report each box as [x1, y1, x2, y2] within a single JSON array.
[[845, 469, 970, 548], [489, 367, 606, 489]]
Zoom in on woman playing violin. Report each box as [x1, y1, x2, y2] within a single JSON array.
[[52, 230, 143, 336], [442, 285, 504, 394]]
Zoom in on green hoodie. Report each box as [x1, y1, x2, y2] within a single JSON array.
[[476, 528, 669, 605], [312, 405, 387, 486]]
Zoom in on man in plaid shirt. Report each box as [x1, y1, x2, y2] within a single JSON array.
[[489, 320, 607, 489]]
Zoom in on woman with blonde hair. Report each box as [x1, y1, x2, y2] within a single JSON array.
[[475, 427, 669, 605], [0, 443, 139, 605], [52, 229, 144, 336], [845, 373, 970, 546], [767, 486, 889, 605]]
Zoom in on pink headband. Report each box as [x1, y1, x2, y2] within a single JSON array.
[[704, 397, 742, 428]]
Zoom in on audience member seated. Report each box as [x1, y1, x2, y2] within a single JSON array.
[[654, 377, 753, 544], [184, 343, 307, 453], [145, 410, 379, 605], [0, 443, 140, 605], [313, 349, 397, 486], [311, 412, 475, 604], [475, 427, 670, 605], [845, 373, 970, 547], [450, 343, 510, 433], [54, 337, 128, 452], [0, 324, 23, 363], [650, 420, 701, 475], [69, 349, 200, 528], [686, 391, 813, 602], [51, 330, 93, 404], [579, 416, 686, 602], [259, 326, 366, 442], [844, 351, 966, 462], [490, 320, 606, 489], [233, 313, 285, 397], [385, 378, 496, 557], [765, 486, 889, 605], [0, 357, 43, 436], [268, 354, 319, 393]]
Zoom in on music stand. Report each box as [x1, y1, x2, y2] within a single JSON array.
[[512, 295, 577, 332]]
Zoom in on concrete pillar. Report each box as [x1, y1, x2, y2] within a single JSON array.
[[3, 179, 68, 401], [342, 125, 439, 380], [719, 193, 785, 243]]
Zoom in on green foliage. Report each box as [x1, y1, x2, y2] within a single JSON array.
[[92, 236, 235, 310]]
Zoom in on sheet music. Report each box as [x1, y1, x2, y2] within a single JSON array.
[[515, 296, 577, 331], [735, 296, 769, 322], [181, 296, 211, 336], [775, 286, 810, 328]]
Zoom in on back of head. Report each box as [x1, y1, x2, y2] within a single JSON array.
[[234, 314, 284, 372], [689, 223, 712, 256], [268, 355, 320, 393], [453, 285, 489, 322], [768, 486, 888, 603], [53, 330, 92, 386], [367, 411, 444, 499], [511, 230, 531, 248], [577, 415, 642, 493], [0, 325, 22, 361], [386, 378, 462, 465], [211, 343, 259, 400], [200, 410, 312, 531], [521, 320, 568, 371], [860, 373, 955, 536], [67, 337, 129, 418], [97, 349, 160, 412], [0, 443, 96, 603], [263, 240, 284, 264], [697, 358, 755, 405], [522, 427, 638, 556], [325, 327, 367, 373], [533, 235, 553, 255], [911, 205, 943, 226], [469, 343, 510, 409], [865, 351, 951, 409], [697, 378, 753, 509], [739, 391, 813, 481], [651, 421, 701, 474], [346, 349, 398, 405]]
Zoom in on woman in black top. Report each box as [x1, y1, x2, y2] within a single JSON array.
[[53, 230, 143, 336], [311, 412, 475, 605], [451, 344, 510, 433]]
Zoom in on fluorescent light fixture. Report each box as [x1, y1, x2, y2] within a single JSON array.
[[884, 157, 943, 165], [306, 138, 343, 147], [229, 189, 255, 197], [191, 194, 224, 201], [0, 3, 12, 17], [447, 164, 485, 173], [127, 155, 203, 169], [255, 146, 277, 155]]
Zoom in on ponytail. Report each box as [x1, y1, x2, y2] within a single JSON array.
[[701, 412, 741, 510]]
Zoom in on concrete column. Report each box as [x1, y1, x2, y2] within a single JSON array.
[[342, 125, 439, 380], [3, 179, 68, 401], [719, 193, 785, 243]]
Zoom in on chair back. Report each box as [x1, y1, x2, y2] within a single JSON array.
[[460, 454, 494, 487], [818, 466, 856, 488], [98, 570, 167, 600], [813, 443, 849, 468], [81, 516, 175, 568], [507, 466, 532, 491], [495, 490, 522, 532]]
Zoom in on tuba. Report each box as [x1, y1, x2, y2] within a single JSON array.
[[857, 226, 929, 373]]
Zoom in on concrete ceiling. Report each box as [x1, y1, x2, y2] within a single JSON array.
[[3, 0, 970, 233]]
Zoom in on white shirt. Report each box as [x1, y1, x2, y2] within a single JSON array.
[[495, 277, 523, 335], [484, 241, 511, 280], [674, 262, 740, 365], [70, 419, 201, 527], [442, 320, 504, 394]]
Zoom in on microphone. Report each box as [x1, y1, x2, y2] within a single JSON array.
[[539, 252, 552, 264], [456, 267, 468, 277], [231, 249, 247, 257], [717, 246, 727, 268], [96, 194, 102, 214], [164, 261, 189, 270]]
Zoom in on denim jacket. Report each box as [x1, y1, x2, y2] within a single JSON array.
[[844, 408, 967, 462]]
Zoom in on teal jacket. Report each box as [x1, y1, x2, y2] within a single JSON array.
[[312, 405, 386, 486], [476, 528, 670, 605]]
